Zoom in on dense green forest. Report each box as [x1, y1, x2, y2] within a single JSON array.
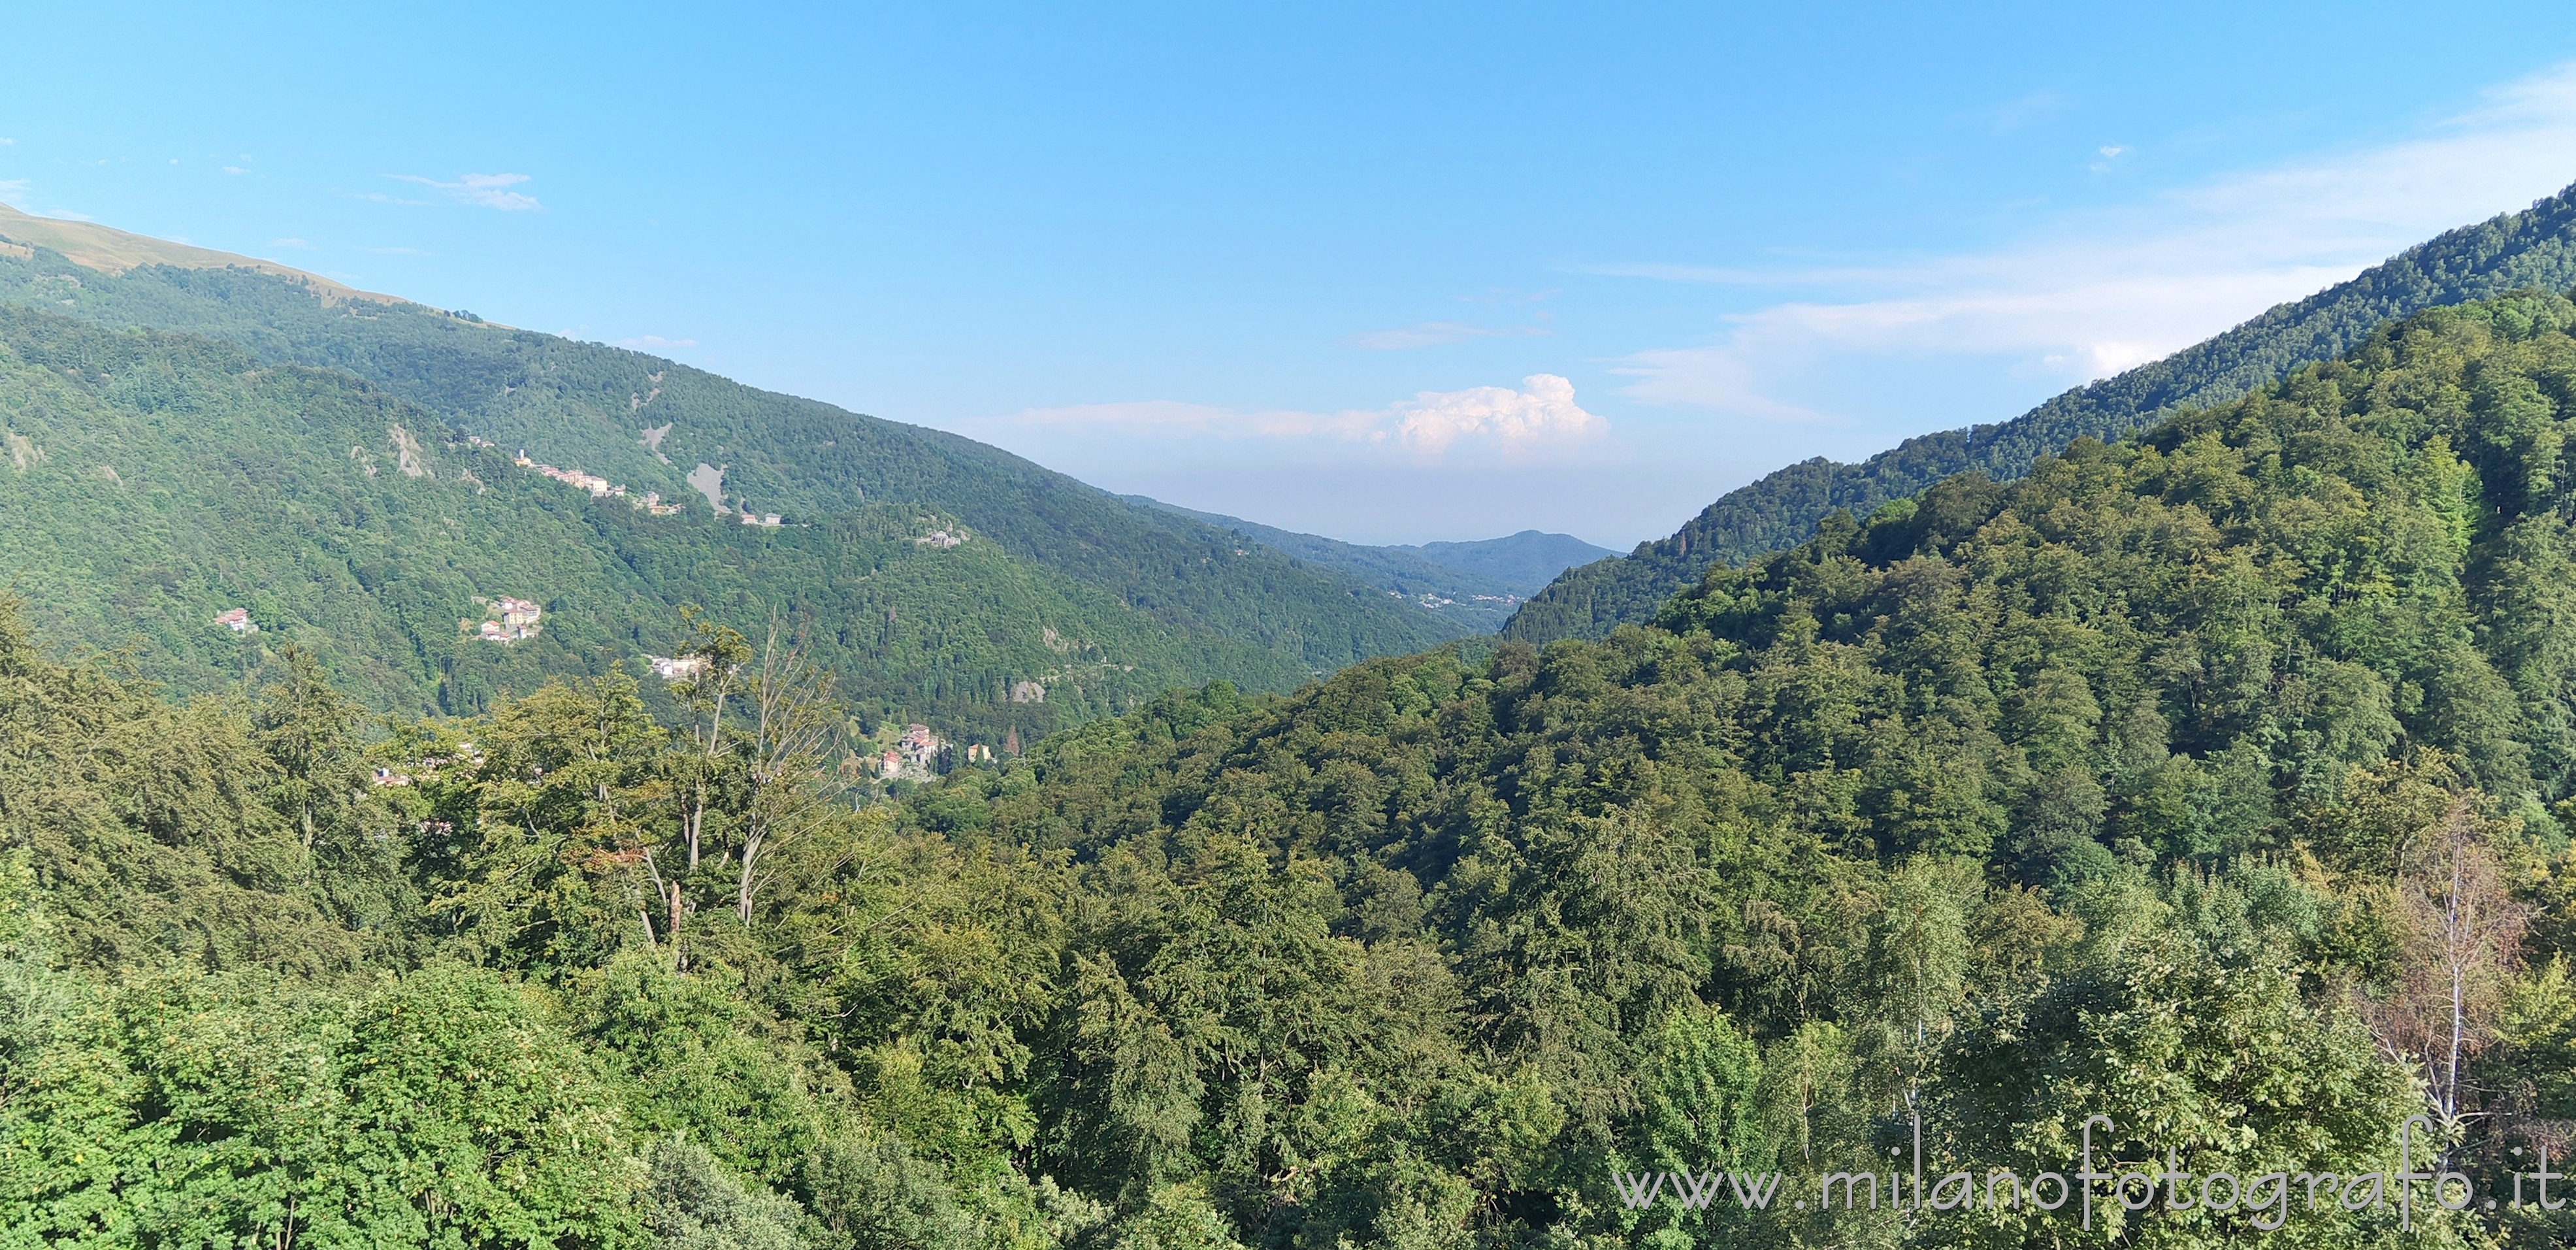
[[0, 217, 1461, 717], [16, 292, 2576, 1246], [0, 291, 1452, 743], [1503, 178, 2576, 646]]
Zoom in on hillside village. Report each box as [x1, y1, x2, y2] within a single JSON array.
[[462, 595, 543, 644], [511, 449, 687, 516], [642, 653, 709, 682], [853, 721, 1006, 783]]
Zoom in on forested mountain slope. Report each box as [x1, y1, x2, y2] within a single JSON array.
[[1395, 528, 1614, 590], [1125, 495, 1547, 631], [17, 295, 2576, 1247], [1127, 497, 1616, 632], [0, 209, 1459, 691], [0, 303, 1414, 739], [1504, 177, 2576, 644]]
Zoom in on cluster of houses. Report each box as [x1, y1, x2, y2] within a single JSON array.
[[915, 527, 964, 548], [643, 653, 711, 682], [876, 723, 946, 779], [513, 451, 685, 516], [212, 608, 257, 634], [737, 510, 784, 527], [463, 596, 544, 644], [863, 723, 1011, 782]]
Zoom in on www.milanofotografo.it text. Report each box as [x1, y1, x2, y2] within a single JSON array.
[[1612, 1115, 2565, 1232]]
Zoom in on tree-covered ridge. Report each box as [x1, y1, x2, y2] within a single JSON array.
[[913, 291, 2576, 1243], [1124, 495, 1556, 632], [1504, 178, 2576, 646], [0, 301, 1385, 739], [0, 238, 1459, 675], [1647, 291, 2576, 864], [16, 299, 2576, 1248]]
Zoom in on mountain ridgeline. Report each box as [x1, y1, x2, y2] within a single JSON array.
[[17, 292, 2576, 1247], [0, 208, 1463, 738], [1126, 495, 1612, 632], [1503, 178, 2576, 644]]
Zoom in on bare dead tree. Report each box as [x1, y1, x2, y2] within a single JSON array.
[[735, 622, 838, 925], [671, 607, 752, 874], [2364, 797, 2528, 1126]]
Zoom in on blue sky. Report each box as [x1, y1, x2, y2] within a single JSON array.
[[7, 3, 2576, 546]]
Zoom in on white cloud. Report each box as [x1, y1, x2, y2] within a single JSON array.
[[0, 138, 14, 146], [613, 335, 700, 351], [366, 246, 428, 255], [994, 375, 1605, 462], [1394, 374, 1605, 455], [1345, 320, 1552, 350], [389, 172, 542, 211], [221, 166, 248, 175], [1606, 59, 2576, 424], [270, 237, 310, 248]]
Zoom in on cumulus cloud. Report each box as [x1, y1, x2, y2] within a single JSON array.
[[1394, 374, 1605, 455], [390, 172, 542, 211], [994, 375, 1605, 462], [1345, 321, 1552, 350], [1604, 59, 2576, 425]]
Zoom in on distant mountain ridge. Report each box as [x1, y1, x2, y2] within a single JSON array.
[[1124, 499, 1611, 631], [1501, 178, 2576, 644], [0, 201, 397, 304], [1394, 530, 1615, 593]]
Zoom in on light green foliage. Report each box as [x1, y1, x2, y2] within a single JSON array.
[[644, 1137, 811, 1250], [0, 964, 648, 1247]]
